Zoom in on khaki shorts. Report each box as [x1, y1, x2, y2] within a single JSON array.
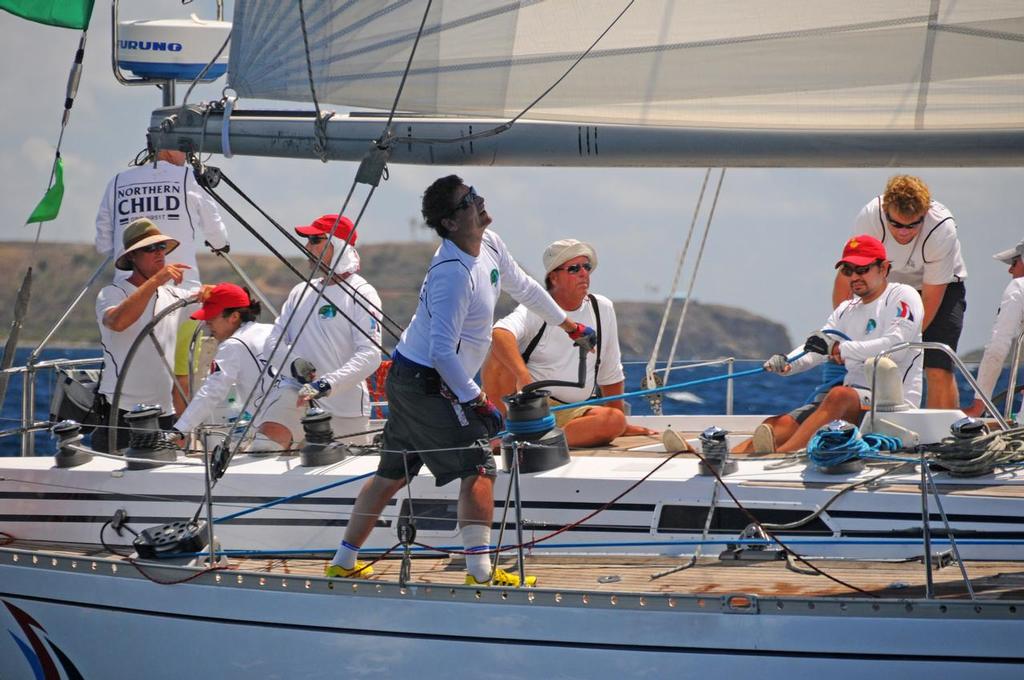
[[552, 401, 594, 428], [255, 382, 371, 445]]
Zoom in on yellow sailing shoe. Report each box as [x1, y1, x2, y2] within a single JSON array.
[[465, 567, 537, 587], [324, 561, 374, 579]]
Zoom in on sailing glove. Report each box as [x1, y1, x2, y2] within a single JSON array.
[[463, 392, 504, 436], [298, 378, 332, 402], [568, 323, 598, 352], [763, 354, 789, 374], [290, 357, 317, 384], [803, 331, 835, 356]]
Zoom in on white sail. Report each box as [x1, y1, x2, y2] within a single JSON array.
[[228, 0, 1024, 132]]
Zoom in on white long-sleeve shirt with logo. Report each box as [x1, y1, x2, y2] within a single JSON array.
[[174, 322, 275, 434], [264, 273, 383, 418], [975, 278, 1024, 401], [397, 230, 568, 403], [786, 282, 925, 407], [95, 160, 229, 285]]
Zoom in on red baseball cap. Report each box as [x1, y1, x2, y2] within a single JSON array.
[[191, 283, 251, 320], [835, 234, 887, 268], [294, 214, 357, 245]]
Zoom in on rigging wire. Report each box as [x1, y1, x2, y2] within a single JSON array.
[[662, 168, 727, 386], [644, 168, 711, 394]]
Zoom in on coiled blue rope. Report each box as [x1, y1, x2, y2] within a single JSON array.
[[807, 423, 902, 469]]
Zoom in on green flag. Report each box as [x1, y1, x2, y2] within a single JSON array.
[[0, 0, 95, 30], [27, 156, 64, 224]]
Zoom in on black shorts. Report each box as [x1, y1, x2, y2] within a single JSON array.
[[922, 281, 966, 371], [376, 357, 496, 487]]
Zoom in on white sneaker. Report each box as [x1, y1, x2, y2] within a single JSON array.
[[752, 423, 776, 453], [661, 429, 693, 453]]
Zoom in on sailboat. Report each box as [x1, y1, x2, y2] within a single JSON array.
[[2, 1, 1024, 677]]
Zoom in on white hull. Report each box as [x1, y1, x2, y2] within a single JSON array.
[[0, 546, 1020, 679], [3, 416, 1024, 561]]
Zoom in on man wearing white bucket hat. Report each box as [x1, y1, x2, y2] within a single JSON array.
[[484, 238, 655, 446], [964, 239, 1024, 417]]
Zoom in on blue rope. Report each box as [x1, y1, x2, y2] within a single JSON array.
[[214, 471, 375, 524], [506, 415, 556, 435], [550, 351, 808, 413], [807, 424, 903, 469]]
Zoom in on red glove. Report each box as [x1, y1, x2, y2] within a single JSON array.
[[464, 392, 504, 436], [568, 323, 597, 351]]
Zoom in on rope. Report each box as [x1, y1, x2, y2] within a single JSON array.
[[807, 423, 902, 470], [927, 426, 1024, 477], [298, 0, 333, 163]]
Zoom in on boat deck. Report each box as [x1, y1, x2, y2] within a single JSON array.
[[9, 538, 1023, 601]]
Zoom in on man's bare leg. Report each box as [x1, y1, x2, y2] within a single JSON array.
[[343, 475, 408, 548], [925, 367, 959, 410], [562, 407, 626, 447], [258, 422, 294, 450], [732, 414, 799, 453], [776, 387, 863, 453]]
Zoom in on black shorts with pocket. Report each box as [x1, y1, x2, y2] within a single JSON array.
[[922, 281, 966, 371], [376, 355, 496, 487]]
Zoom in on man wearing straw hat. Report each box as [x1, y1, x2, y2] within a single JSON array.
[[92, 218, 206, 451], [484, 238, 655, 447]]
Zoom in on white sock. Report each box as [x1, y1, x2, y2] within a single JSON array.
[[331, 540, 360, 569], [462, 524, 492, 582]]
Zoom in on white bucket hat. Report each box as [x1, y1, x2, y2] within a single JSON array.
[[993, 238, 1024, 265], [542, 239, 598, 275]]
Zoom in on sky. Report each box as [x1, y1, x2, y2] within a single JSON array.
[[1, 1, 1022, 356]]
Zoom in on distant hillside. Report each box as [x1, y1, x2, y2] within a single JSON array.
[[0, 241, 789, 360]]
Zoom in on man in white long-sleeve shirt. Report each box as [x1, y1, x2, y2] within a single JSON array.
[[738, 235, 924, 453], [964, 239, 1024, 417], [328, 175, 591, 588], [95, 147, 230, 287], [253, 214, 383, 450]]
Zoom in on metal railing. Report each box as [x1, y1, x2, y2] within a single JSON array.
[[869, 341, 1009, 430], [635, 357, 736, 415]]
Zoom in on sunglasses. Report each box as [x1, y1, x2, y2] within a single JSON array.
[[555, 262, 593, 275], [838, 262, 877, 277], [139, 242, 168, 253], [885, 211, 925, 229], [307, 235, 328, 245], [448, 186, 481, 216]]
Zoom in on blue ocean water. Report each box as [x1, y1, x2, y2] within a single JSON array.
[[0, 347, 1002, 457]]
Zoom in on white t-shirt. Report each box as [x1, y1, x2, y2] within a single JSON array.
[[494, 293, 625, 404], [975, 278, 1024, 400], [174, 321, 274, 433], [95, 160, 229, 286], [853, 196, 967, 288], [397, 230, 567, 403], [263, 274, 383, 417], [788, 282, 925, 407], [95, 281, 194, 413]]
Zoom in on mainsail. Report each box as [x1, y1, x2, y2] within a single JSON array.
[[229, 1, 1023, 131], [151, 1, 1024, 166]]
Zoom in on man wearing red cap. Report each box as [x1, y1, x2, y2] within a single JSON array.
[[834, 176, 967, 409], [169, 283, 274, 441], [253, 214, 383, 450], [735, 235, 924, 453]]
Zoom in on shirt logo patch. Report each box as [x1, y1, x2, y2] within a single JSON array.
[[865, 318, 877, 334], [210, 360, 222, 374], [896, 301, 914, 321], [318, 304, 338, 319], [369, 317, 378, 331], [490, 268, 499, 286]]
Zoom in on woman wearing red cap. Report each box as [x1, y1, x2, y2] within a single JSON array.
[[170, 283, 273, 442]]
